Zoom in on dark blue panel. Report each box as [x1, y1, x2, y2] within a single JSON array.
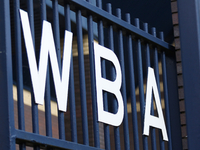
[[177, 0, 200, 149]]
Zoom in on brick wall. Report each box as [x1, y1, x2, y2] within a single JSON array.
[[13, 86, 59, 150], [171, 0, 188, 149]]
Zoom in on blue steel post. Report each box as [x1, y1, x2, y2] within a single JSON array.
[[97, 0, 111, 149], [177, 0, 200, 149], [14, 0, 25, 131], [52, 0, 66, 140], [152, 27, 165, 150], [116, 8, 130, 150], [144, 23, 157, 150], [107, 3, 121, 150], [76, 8, 89, 145], [87, 0, 100, 147], [27, 1, 40, 149], [160, 32, 172, 150], [0, 0, 16, 149], [14, 0, 26, 149], [126, 14, 140, 150], [40, 0, 53, 138], [64, 1, 78, 143], [135, 18, 148, 150]]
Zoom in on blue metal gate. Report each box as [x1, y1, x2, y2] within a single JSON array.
[[0, 0, 182, 149]]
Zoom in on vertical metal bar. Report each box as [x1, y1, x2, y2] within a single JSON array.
[[14, 0, 25, 132], [40, 0, 46, 21], [0, 0, 16, 149], [143, 23, 157, 150], [31, 86, 40, 134], [97, 1, 111, 149], [40, 0, 52, 137], [27, 1, 40, 149], [52, 0, 65, 140], [125, 14, 140, 150], [116, 8, 130, 150], [52, 0, 61, 66], [152, 27, 165, 150], [64, 1, 78, 143], [135, 18, 148, 150], [27, 0, 35, 45], [96, 0, 102, 9], [76, 9, 89, 145], [160, 32, 172, 150], [87, 3, 100, 147], [27, 0, 40, 135], [14, 0, 26, 149], [107, 4, 121, 150]]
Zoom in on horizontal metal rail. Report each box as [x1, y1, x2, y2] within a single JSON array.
[[15, 130, 103, 150], [59, 0, 174, 51]]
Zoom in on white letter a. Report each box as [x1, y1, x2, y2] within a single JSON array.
[[143, 67, 168, 141]]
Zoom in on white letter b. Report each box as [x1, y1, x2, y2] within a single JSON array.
[[94, 43, 124, 126]]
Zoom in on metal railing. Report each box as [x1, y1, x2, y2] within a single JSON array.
[[0, 0, 182, 149]]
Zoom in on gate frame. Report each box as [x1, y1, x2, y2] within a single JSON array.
[[0, 0, 183, 149]]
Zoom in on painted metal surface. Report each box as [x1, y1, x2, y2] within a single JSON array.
[[0, 0, 15, 150], [177, 0, 200, 149], [0, 0, 182, 149]]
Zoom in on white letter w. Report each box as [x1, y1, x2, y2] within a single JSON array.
[[19, 9, 72, 112]]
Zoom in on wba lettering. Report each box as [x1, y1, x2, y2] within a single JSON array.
[[20, 9, 168, 133]]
